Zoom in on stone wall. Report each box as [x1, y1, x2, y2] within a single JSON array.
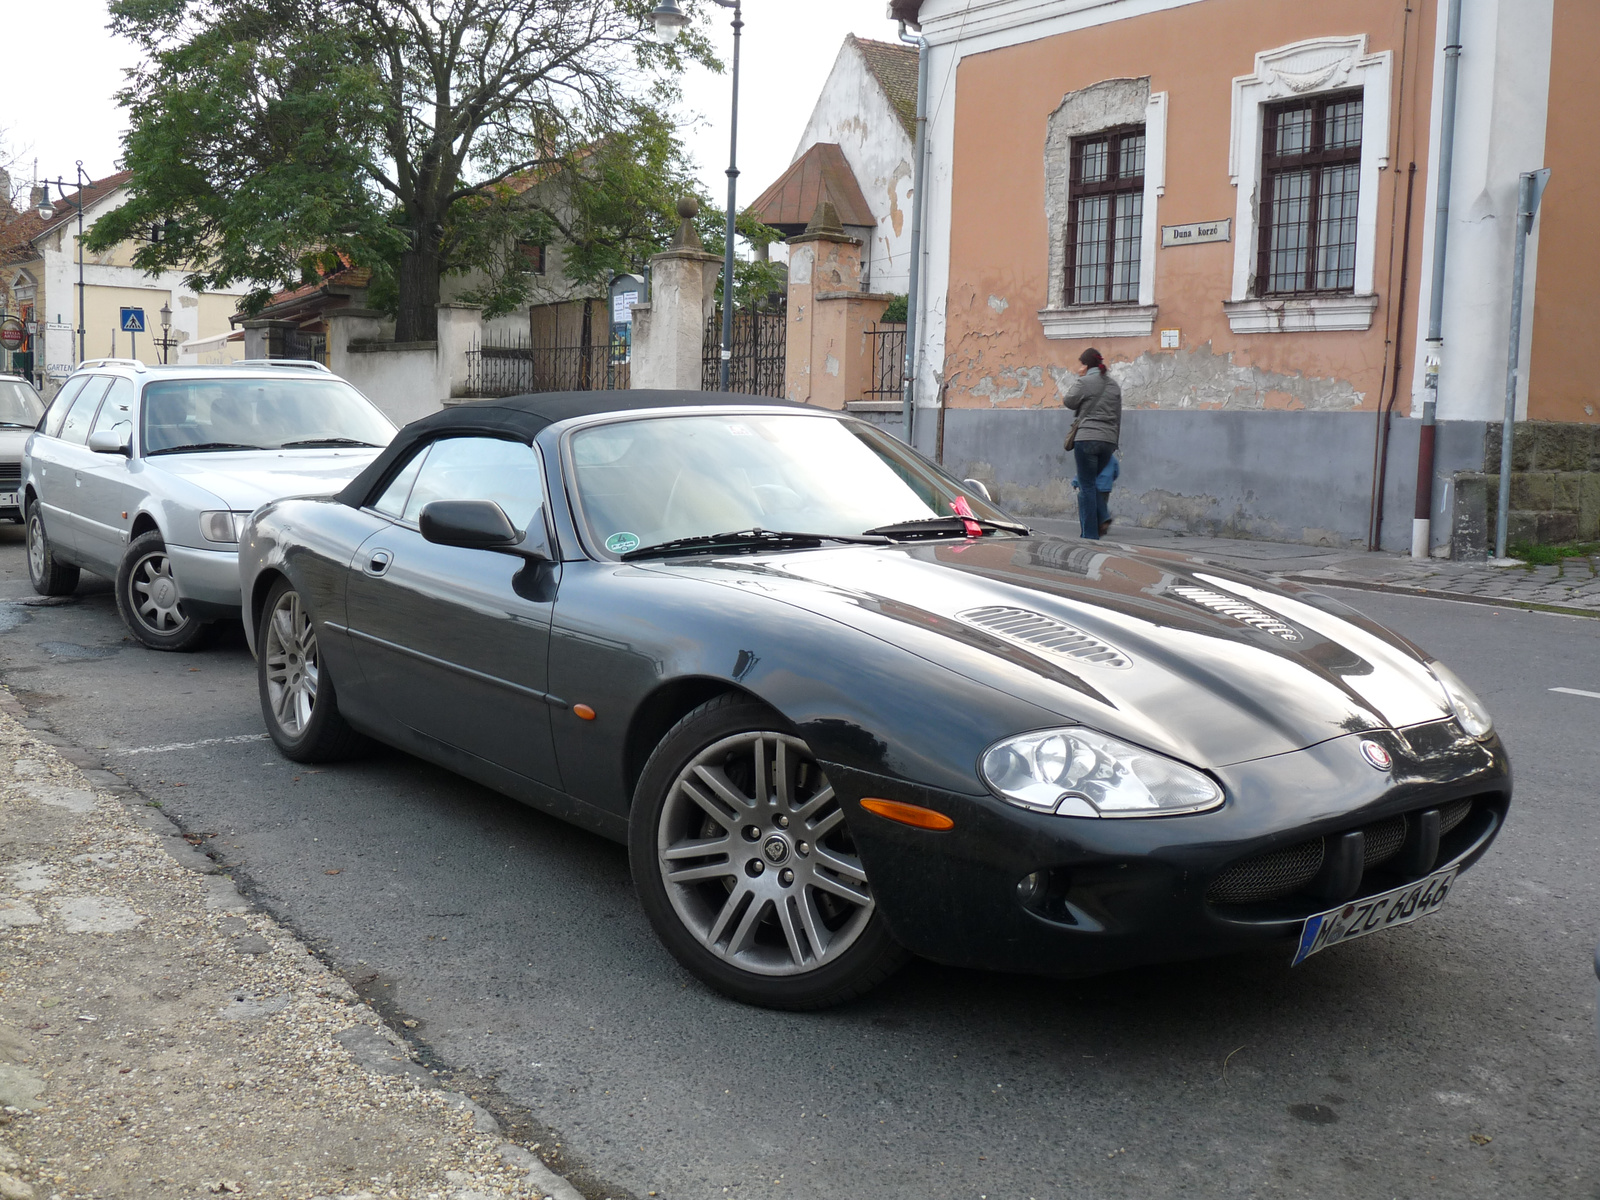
[[1455, 421, 1600, 549]]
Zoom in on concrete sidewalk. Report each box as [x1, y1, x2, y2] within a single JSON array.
[[1030, 518, 1600, 617], [0, 689, 589, 1200]]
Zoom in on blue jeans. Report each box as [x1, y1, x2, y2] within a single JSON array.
[[1073, 440, 1115, 539]]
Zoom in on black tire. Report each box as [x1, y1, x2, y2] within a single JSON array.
[[256, 576, 367, 763], [629, 694, 909, 1010], [25, 499, 79, 596], [114, 530, 210, 651]]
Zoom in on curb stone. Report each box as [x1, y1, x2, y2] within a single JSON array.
[[0, 687, 596, 1200]]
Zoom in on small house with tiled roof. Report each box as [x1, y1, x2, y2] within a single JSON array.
[[749, 34, 918, 295]]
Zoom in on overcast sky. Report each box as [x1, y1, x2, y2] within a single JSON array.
[[2, 0, 901, 209]]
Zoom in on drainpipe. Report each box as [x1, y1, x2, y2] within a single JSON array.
[[899, 19, 929, 449], [1413, 0, 1463, 559]]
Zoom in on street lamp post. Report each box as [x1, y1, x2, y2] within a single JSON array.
[[158, 302, 174, 365], [35, 162, 91, 366], [651, 0, 742, 392]]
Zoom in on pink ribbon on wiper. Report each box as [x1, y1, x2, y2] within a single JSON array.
[[950, 495, 984, 538]]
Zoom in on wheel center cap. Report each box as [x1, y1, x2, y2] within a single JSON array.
[[762, 835, 790, 865], [152, 579, 176, 607]]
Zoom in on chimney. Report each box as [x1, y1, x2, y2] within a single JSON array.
[[0, 170, 12, 213], [29, 184, 46, 214]]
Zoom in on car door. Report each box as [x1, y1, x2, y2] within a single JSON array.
[[345, 434, 564, 787], [74, 377, 140, 571], [33, 375, 112, 556]]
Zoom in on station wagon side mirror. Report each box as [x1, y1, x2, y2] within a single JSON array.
[[88, 426, 132, 456], [418, 499, 550, 562]]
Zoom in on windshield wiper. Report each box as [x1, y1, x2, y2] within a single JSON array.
[[0, 421, 36, 429], [278, 437, 380, 448], [147, 442, 265, 455], [621, 527, 891, 561], [861, 515, 1030, 540]]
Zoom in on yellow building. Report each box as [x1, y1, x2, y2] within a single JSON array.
[[0, 171, 251, 397]]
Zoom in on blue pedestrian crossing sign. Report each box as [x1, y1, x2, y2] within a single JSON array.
[[119, 307, 146, 333]]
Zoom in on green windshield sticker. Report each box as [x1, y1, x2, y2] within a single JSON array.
[[605, 532, 641, 554]]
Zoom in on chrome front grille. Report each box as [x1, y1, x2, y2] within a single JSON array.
[[957, 606, 1131, 669], [0, 464, 20, 490], [1168, 584, 1302, 642]]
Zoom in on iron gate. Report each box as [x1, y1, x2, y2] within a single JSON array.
[[703, 309, 786, 397]]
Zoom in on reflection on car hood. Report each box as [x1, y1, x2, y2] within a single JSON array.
[[150, 449, 384, 510], [651, 536, 1454, 769], [0, 428, 30, 464]]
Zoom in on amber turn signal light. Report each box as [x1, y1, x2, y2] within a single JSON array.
[[572, 704, 597, 721], [860, 797, 954, 830]]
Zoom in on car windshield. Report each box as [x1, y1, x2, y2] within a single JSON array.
[[568, 412, 1013, 556], [141, 377, 396, 455], [0, 380, 44, 427]]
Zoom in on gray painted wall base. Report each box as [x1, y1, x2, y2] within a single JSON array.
[[868, 408, 1486, 555]]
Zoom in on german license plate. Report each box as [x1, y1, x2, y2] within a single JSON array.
[[1291, 866, 1458, 966], [0, 493, 16, 509]]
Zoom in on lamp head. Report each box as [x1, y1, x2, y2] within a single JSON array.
[[160, 303, 172, 326], [36, 199, 55, 221], [648, 0, 689, 42]]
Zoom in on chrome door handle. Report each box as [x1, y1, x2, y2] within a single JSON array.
[[365, 550, 393, 577]]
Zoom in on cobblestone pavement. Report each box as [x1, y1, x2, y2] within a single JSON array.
[[1030, 519, 1600, 616], [0, 688, 588, 1200]]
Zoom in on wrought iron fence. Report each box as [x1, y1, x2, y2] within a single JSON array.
[[702, 309, 786, 397], [464, 333, 630, 397], [864, 322, 907, 404], [282, 329, 326, 364]]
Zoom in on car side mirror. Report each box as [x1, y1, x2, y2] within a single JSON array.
[[88, 427, 132, 456], [418, 500, 550, 562], [962, 478, 993, 503]]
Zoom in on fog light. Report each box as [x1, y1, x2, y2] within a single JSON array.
[[1017, 871, 1045, 907]]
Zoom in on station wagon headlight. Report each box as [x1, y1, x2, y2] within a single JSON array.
[[1428, 660, 1493, 739], [200, 511, 251, 544], [980, 728, 1223, 818]]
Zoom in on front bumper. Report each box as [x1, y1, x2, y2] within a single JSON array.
[[167, 543, 244, 620], [828, 724, 1510, 977]]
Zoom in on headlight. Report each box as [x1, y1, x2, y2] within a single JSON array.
[[979, 728, 1223, 818], [200, 511, 251, 544], [1429, 660, 1493, 739]]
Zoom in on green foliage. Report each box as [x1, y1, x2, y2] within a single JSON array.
[[698, 208, 788, 310], [92, 0, 719, 334], [1507, 540, 1600, 568], [880, 294, 909, 323]]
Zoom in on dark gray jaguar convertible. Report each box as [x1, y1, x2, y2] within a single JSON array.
[[238, 391, 1510, 1009]]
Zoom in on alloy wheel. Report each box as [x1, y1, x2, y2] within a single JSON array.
[[657, 731, 874, 976], [262, 589, 319, 737], [26, 512, 45, 583], [129, 550, 189, 634]]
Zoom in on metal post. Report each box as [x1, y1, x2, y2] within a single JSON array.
[[75, 163, 87, 365], [899, 21, 929, 447], [718, 0, 742, 392], [1494, 168, 1551, 562], [1413, 0, 1463, 559]]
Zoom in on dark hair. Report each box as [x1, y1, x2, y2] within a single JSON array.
[[1079, 347, 1106, 373]]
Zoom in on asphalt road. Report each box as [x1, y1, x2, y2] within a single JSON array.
[[1, 522, 1595, 1200]]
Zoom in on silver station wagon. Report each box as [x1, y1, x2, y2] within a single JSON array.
[[24, 359, 395, 650]]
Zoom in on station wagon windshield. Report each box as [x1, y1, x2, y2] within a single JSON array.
[[569, 412, 1012, 556], [141, 378, 396, 455], [0, 380, 44, 428]]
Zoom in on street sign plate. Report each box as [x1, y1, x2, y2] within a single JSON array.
[[120, 307, 146, 333], [1291, 865, 1458, 966]]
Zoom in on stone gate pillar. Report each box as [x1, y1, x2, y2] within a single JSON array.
[[631, 199, 722, 391]]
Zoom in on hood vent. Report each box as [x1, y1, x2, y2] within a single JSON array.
[[1168, 585, 1302, 642], [957, 606, 1131, 669]]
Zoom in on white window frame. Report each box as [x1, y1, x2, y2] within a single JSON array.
[[1039, 83, 1167, 340], [1224, 36, 1390, 334]]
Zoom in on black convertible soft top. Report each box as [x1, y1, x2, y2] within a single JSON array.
[[336, 388, 811, 509]]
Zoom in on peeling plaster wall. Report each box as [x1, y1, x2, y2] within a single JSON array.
[[942, 408, 1484, 553], [793, 39, 918, 296]]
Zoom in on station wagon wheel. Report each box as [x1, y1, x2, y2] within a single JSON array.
[[25, 498, 79, 597], [255, 576, 367, 763], [114, 530, 209, 651], [630, 695, 908, 1009]]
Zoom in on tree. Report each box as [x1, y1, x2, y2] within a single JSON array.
[[91, 0, 715, 339]]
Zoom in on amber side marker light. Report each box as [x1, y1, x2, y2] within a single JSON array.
[[572, 704, 597, 721], [860, 798, 954, 831]]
